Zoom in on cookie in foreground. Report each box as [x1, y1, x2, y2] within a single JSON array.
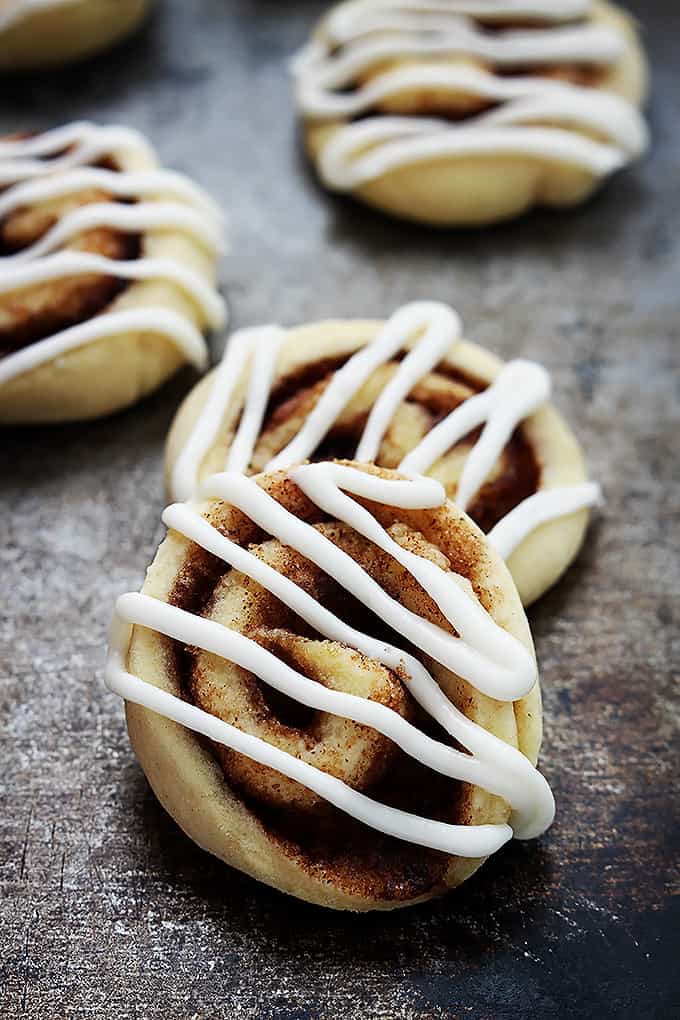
[[107, 460, 554, 910], [166, 301, 600, 606], [0, 121, 226, 424], [0, 0, 153, 70], [293, 0, 648, 225]]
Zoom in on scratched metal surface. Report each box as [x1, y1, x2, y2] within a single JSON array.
[[0, 1, 678, 1017]]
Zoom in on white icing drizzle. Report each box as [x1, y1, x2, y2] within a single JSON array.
[[0, 122, 226, 385], [171, 325, 285, 502], [0, 123, 157, 181], [0, 201, 222, 264], [0, 252, 225, 328], [0, 308, 209, 384], [487, 482, 602, 558], [106, 462, 555, 858], [269, 300, 462, 472], [399, 357, 551, 510], [171, 300, 598, 558], [323, 0, 594, 43], [0, 166, 223, 222], [293, 0, 648, 190]]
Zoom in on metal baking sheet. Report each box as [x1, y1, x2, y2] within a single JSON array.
[[1, 2, 677, 1017]]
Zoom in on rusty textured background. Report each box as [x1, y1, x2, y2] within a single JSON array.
[[0, 1, 678, 1017]]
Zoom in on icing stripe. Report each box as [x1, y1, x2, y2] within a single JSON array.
[[227, 327, 287, 473], [317, 120, 627, 191], [487, 482, 602, 558], [108, 644, 512, 858], [399, 357, 551, 510], [0, 201, 223, 265], [106, 463, 554, 857], [302, 24, 624, 84], [0, 167, 224, 222], [268, 301, 461, 471], [202, 471, 534, 698], [0, 252, 226, 328], [324, 1, 594, 44], [171, 326, 283, 502], [0, 307, 208, 384], [0, 123, 156, 183], [355, 302, 462, 462]]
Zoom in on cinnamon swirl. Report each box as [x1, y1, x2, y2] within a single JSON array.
[[0, 1, 152, 71], [0, 122, 226, 424], [166, 301, 600, 606], [293, 0, 649, 225], [107, 460, 553, 910]]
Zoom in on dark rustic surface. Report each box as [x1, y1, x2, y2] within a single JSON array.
[[1, 2, 678, 1017]]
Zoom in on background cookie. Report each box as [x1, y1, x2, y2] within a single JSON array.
[[0, 0, 153, 71], [0, 121, 225, 423], [294, 0, 649, 225]]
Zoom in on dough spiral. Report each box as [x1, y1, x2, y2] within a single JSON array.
[[107, 460, 553, 910]]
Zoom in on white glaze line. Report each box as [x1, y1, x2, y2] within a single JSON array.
[[0, 121, 225, 384], [0, 167, 224, 223], [400, 358, 551, 511], [108, 637, 513, 858], [300, 22, 623, 88], [355, 302, 462, 462], [227, 327, 287, 473], [268, 301, 460, 472], [0, 307, 208, 385], [0, 201, 223, 265], [324, 0, 593, 46], [318, 120, 627, 191], [106, 462, 554, 857], [171, 325, 284, 503], [487, 482, 602, 558], [0, 251, 226, 328], [0, 123, 156, 183]]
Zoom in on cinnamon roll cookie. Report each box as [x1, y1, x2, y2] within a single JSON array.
[[107, 460, 554, 910], [0, 122, 225, 424], [0, 1, 152, 71], [293, 0, 649, 225], [166, 301, 600, 606]]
